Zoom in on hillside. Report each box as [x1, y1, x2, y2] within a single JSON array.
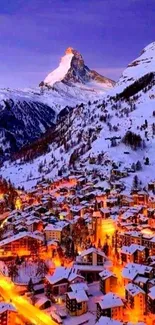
[[1, 42, 155, 191]]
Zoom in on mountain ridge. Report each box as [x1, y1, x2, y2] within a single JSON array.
[[0, 47, 115, 158], [2, 42, 155, 191]]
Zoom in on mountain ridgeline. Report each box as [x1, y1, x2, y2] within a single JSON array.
[[0, 48, 115, 160]]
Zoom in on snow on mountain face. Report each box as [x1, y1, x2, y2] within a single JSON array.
[[2, 42, 155, 191], [0, 88, 56, 158], [115, 42, 155, 93], [41, 47, 115, 91], [44, 50, 74, 86]]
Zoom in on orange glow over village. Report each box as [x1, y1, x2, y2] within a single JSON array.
[[0, 175, 155, 325]]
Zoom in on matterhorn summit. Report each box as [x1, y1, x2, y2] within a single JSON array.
[[41, 47, 115, 90]]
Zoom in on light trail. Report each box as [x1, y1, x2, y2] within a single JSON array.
[[0, 276, 57, 325]]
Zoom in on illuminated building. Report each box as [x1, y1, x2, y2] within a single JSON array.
[[96, 293, 124, 321], [99, 270, 117, 294], [0, 232, 43, 257], [66, 290, 88, 316], [121, 244, 148, 265], [15, 198, 22, 210], [148, 285, 155, 315], [45, 267, 84, 296], [44, 221, 70, 242], [75, 247, 107, 282], [125, 283, 146, 316]]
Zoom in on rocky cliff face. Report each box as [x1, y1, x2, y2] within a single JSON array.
[[41, 47, 115, 89]]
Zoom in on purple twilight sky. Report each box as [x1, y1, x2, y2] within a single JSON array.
[[0, 0, 154, 88]]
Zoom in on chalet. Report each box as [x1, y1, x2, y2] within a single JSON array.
[[147, 209, 155, 229], [45, 267, 84, 296], [100, 208, 111, 219], [0, 232, 43, 257], [76, 247, 106, 266], [75, 247, 107, 282], [122, 263, 153, 286], [99, 270, 117, 294], [66, 290, 88, 316], [25, 218, 43, 232], [111, 168, 128, 178], [134, 275, 149, 293], [110, 181, 125, 192], [148, 286, 155, 315], [96, 293, 124, 321], [148, 182, 155, 192], [120, 211, 138, 224], [125, 283, 146, 315], [119, 192, 134, 207], [132, 191, 148, 205], [121, 244, 148, 265], [121, 231, 143, 246], [35, 297, 51, 310], [44, 221, 70, 243], [106, 197, 119, 208], [68, 282, 88, 295]]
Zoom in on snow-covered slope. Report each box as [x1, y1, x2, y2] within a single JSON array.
[[114, 42, 155, 93], [44, 50, 74, 86], [0, 88, 57, 158], [2, 42, 155, 191], [41, 47, 115, 92]]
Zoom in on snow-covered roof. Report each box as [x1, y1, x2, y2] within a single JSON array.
[[44, 220, 68, 232], [99, 269, 116, 280], [74, 265, 105, 272], [69, 282, 88, 292], [79, 247, 106, 258], [122, 263, 153, 280], [134, 275, 149, 284], [125, 283, 145, 296], [66, 289, 88, 303], [95, 316, 122, 325], [35, 297, 50, 308], [98, 293, 124, 309], [121, 244, 145, 255], [0, 231, 43, 247], [124, 231, 142, 238], [0, 303, 16, 314], [148, 285, 155, 300], [46, 267, 78, 285]]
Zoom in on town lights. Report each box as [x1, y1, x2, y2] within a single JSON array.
[[15, 198, 22, 210]]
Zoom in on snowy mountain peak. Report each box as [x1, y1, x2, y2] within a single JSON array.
[[65, 47, 75, 54], [41, 47, 115, 90], [43, 50, 74, 87]]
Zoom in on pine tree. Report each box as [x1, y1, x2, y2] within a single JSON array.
[[136, 161, 142, 171], [132, 175, 139, 190], [145, 157, 150, 165], [27, 278, 34, 293], [131, 163, 136, 171]]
